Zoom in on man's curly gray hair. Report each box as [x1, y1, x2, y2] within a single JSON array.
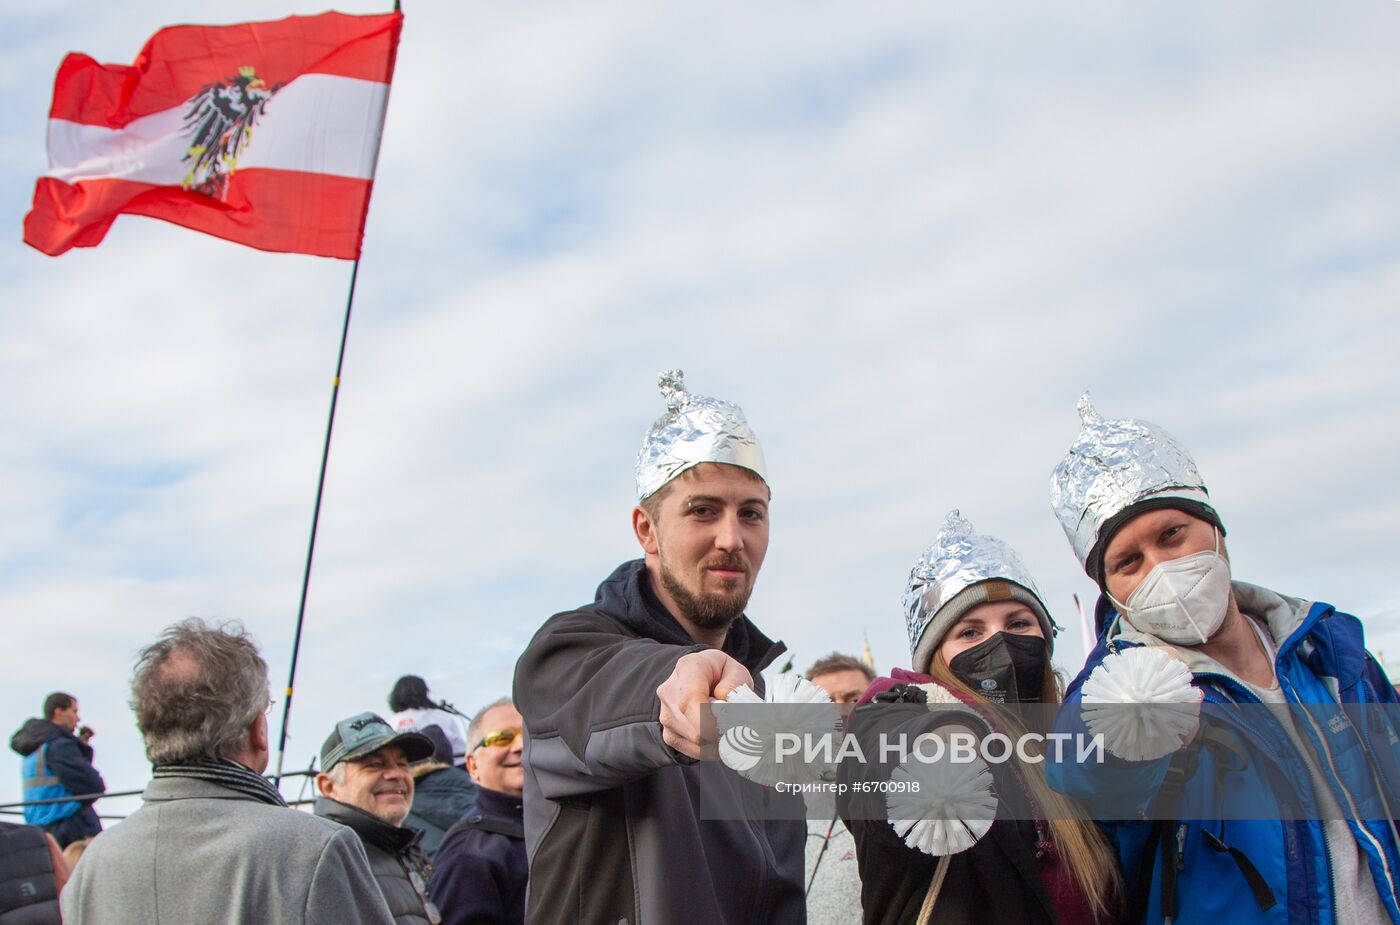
[[130, 617, 270, 765]]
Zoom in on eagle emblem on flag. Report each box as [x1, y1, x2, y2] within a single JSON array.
[[181, 66, 280, 197], [24, 10, 403, 259]]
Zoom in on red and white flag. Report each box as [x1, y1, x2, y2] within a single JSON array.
[[23, 11, 403, 260]]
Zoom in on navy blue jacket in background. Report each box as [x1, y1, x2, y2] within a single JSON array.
[[405, 763, 477, 860], [428, 786, 526, 925]]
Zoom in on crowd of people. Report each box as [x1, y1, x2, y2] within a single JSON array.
[[4, 370, 1399, 925]]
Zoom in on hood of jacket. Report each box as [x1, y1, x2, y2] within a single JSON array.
[[410, 761, 449, 781], [9, 718, 64, 757], [406, 764, 476, 832], [591, 559, 786, 677], [314, 796, 422, 856]]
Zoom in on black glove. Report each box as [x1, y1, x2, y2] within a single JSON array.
[[871, 683, 927, 705]]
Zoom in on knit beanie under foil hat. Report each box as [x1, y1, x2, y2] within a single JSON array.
[[1049, 393, 1223, 582], [905, 510, 1055, 675]]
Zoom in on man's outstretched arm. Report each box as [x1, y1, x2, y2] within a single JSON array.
[[514, 612, 750, 797]]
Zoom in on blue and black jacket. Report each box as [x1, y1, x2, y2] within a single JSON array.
[[1046, 581, 1400, 925], [9, 718, 104, 833]]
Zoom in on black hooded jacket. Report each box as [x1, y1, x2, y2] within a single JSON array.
[[0, 821, 62, 924], [10, 719, 104, 801], [314, 797, 437, 925], [513, 559, 806, 925]]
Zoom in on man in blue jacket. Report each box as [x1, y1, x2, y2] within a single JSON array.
[[1045, 394, 1400, 925], [9, 692, 105, 848]]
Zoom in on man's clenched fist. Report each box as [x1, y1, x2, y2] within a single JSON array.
[[657, 650, 753, 760]]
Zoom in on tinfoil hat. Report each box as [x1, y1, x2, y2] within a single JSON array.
[[904, 510, 1055, 674], [1049, 393, 1219, 578], [635, 370, 766, 501]]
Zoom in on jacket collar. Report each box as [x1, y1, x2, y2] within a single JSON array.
[[474, 785, 524, 820], [1101, 581, 1354, 689], [410, 760, 451, 780], [314, 796, 421, 855], [594, 559, 787, 677], [1104, 580, 1307, 645], [143, 775, 275, 804]]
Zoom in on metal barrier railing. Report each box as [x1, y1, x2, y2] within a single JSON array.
[[0, 769, 321, 820]]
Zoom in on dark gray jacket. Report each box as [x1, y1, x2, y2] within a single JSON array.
[[514, 559, 806, 925], [315, 797, 439, 925], [0, 822, 61, 925]]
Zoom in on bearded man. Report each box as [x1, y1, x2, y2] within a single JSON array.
[[513, 370, 805, 925]]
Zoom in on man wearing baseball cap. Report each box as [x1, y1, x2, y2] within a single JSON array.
[[514, 371, 804, 925], [1045, 395, 1400, 925], [315, 713, 440, 925]]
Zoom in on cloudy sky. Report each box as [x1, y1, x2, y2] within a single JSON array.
[[3, 1, 1398, 817]]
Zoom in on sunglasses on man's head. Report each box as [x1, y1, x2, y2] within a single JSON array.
[[475, 726, 522, 749]]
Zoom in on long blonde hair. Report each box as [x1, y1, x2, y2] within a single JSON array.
[[928, 650, 1122, 923]]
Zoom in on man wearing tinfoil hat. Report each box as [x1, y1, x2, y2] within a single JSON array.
[[513, 371, 804, 925], [1044, 394, 1400, 925]]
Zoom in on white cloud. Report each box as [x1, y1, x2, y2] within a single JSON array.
[[2, 1, 1397, 810]]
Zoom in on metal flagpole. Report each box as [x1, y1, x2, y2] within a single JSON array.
[[273, 258, 362, 786], [270, 0, 403, 790]]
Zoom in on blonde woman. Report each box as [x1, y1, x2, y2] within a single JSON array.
[[842, 511, 1121, 925]]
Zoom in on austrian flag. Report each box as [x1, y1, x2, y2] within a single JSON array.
[[23, 11, 403, 260]]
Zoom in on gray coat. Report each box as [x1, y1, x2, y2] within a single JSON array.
[[60, 777, 396, 925]]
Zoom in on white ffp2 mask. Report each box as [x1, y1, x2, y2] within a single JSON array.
[[1112, 530, 1232, 645]]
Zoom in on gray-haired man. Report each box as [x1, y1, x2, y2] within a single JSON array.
[[315, 713, 439, 925], [61, 618, 395, 925]]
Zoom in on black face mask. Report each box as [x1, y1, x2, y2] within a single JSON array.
[[947, 632, 1047, 704]]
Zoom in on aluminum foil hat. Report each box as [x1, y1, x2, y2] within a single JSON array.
[[904, 510, 1054, 674], [635, 370, 767, 501], [1049, 393, 1216, 574]]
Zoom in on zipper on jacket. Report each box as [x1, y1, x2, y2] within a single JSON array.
[[1169, 818, 1188, 921], [1280, 810, 1298, 862], [1283, 675, 1399, 914], [1351, 692, 1400, 915], [1351, 650, 1400, 922], [1366, 759, 1400, 922]]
